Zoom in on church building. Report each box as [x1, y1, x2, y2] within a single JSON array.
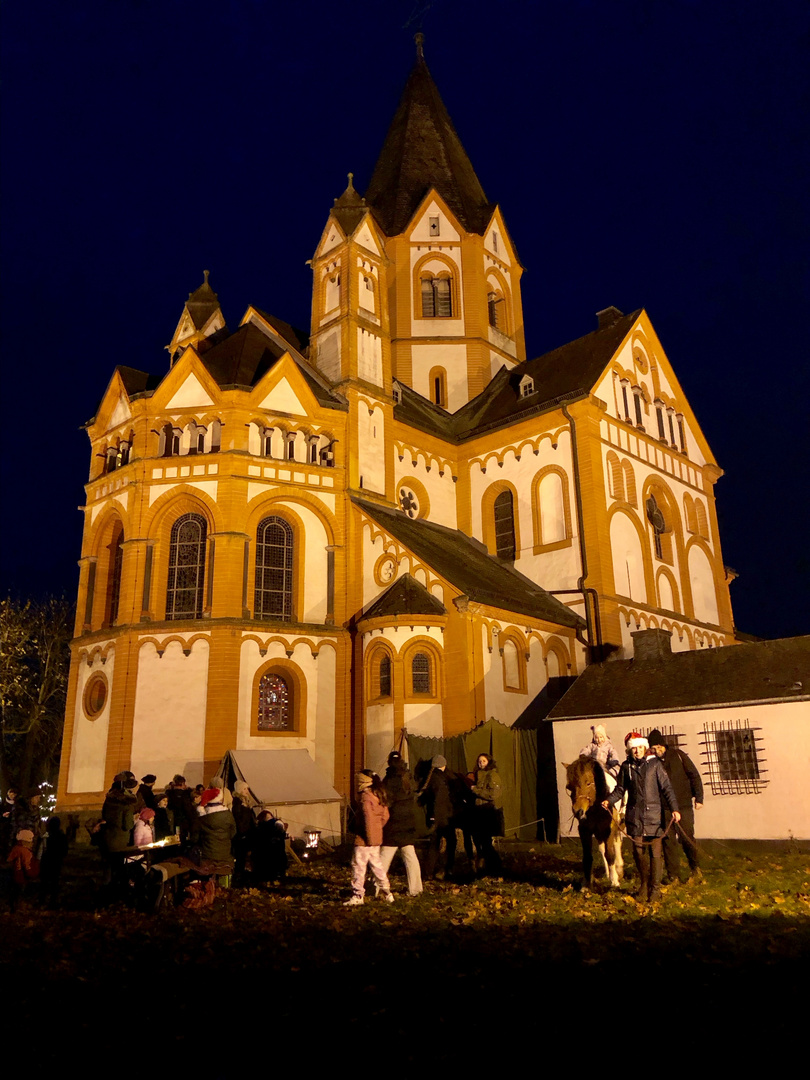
[[57, 41, 737, 819]]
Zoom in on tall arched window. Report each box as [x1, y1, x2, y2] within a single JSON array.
[[411, 652, 431, 695], [106, 525, 124, 625], [379, 654, 392, 698], [257, 671, 292, 731], [166, 513, 207, 620], [421, 275, 452, 317], [255, 516, 294, 621], [494, 489, 516, 560]]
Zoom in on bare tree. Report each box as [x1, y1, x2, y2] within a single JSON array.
[[0, 596, 73, 793]]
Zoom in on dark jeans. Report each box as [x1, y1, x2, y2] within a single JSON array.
[[631, 836, 663, 899]]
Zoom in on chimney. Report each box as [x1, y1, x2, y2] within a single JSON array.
[[596, 306, 624, 330], [631, 627, 673, 663]]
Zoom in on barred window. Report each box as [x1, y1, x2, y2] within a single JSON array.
[[255, 516, 294, 621], [166, 514, 207, 620], [257, 672, 292, 731], [494, 489, 516, 560], [700, 720, 768, 795], [412, 652, 431, 695]]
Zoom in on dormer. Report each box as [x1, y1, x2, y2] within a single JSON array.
[[518, 374, 535, 399]]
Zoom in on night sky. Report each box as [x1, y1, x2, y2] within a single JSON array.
[[2, 0, 807, 640]]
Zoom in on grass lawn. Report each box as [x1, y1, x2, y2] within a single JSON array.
[[3, 840, 808, 1065]]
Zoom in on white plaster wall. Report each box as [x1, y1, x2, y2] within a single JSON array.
[[237, 638, 335, 766], [272, 499, 330, 623], [403, 702, 443, 738], [68, 653, 115, 794], [357, 328, 383, 386], [688, 545, 720, 626], [394, 464, 458, 530], [358, 405, 386, 495], [553, 700, 810, 839], [411, 342, 468, 410], [610, 513, 647, 603], [131, 638, 209, 786], [315, 328, 341, 383], [366, 702, 395, 775], [410, 203, 461, 243]]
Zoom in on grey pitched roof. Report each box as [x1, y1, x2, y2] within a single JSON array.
[[354, 498, 584, 629], [364, 52, 493, 236], [393, 309, 642, 443], [547, 635, 810, 721], [362, 574, 447, 620], [193, 322, 345, 410]]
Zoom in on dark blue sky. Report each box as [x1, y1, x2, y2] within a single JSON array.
[[2, 0, 808, 639]]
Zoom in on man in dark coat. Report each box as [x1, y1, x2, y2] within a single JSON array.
[[606, 733, 680, 902], [647, 729, 704, 882], [420, 755, 464, 880]]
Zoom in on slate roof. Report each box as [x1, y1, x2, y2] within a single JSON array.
[[197, 322, 346, 410], [185, 273, 221, 330], [331, 176, 369, 238], [362, 574, 447, 620], [547, 635, 810, 721], [394, 309, 641, 443], [354, 498, 584, 629], [364, 51, 493, 236]]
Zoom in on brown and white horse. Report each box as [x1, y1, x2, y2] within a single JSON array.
[[564, 757, 624, 887]]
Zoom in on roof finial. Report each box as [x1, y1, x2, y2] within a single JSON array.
[[414, 32, 425, 61], [347, 172, 355, 191], [203, 269, 210, 284]]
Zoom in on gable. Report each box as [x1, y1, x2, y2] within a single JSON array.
[[354, 219, 380, 255], [108, 394, 132, 430], [258, 373, 309, 417], [316, 221, 346, 258], [408, 194, 461, 243], [165, 371, 215, 409]]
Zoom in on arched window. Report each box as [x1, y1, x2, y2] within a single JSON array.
[[646, 494, 673, 564], [411, 652, 431, 695], [622, 461, 637, 507], [502, 638, 526, 692], [166, 513, 207, 620], [695, 500, 709, 540], [257, 672, 293, 731], [421, 275, 452, 318], [494, 489, 516, 560], [379, 654, 392, 698], [429, 367, 447, 407], [537, 472, 567, 545], [106, 526, 124, 625], [607, 452, 624, 501], [255, 516, 294, 621]]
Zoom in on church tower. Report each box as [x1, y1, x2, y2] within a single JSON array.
[[318, 37, 527, 413]]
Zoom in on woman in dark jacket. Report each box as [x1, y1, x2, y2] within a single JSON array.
[[197, 789, 237, 875], [470, 754, 503, 876], [607, 733, 680, 901], [380, 752, 423, 896]]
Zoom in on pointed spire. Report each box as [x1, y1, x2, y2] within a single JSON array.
[[332, 171, 368, 236], [167, 272, 225, 363], [364, 47, 492, 236]]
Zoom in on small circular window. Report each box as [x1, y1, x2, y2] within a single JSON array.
[[83, 673, 108, 720]]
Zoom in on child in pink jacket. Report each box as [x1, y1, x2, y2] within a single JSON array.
[[344, 771, 394, 906]]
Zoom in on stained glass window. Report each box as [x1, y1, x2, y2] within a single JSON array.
[[257, 672, 292, 731], [166, 513, 207, 620]]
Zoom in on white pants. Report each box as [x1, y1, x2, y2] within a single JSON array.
[[350, 845, 391, 899], [380, 844, 423, 895]]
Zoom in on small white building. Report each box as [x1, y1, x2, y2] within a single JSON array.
[[548, 629, 810, 841]]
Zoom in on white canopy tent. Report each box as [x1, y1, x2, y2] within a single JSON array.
[[216, 749, 344, 842]]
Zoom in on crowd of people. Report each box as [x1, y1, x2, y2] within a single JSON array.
[[1, 787, 69, 910], [345, 749, 505, 905], [3, 728, 704, 910]]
